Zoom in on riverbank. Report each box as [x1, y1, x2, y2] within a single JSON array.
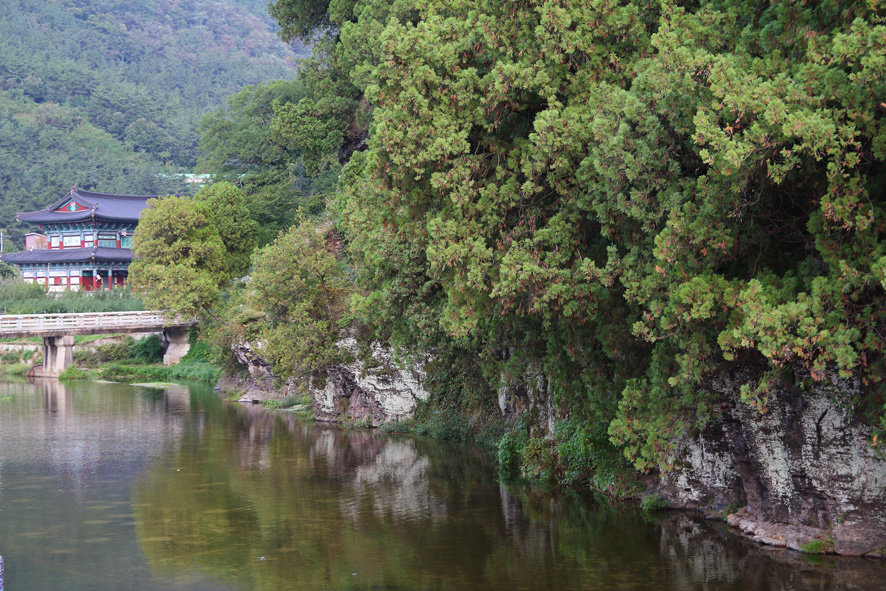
[[0, 333, 221, 384], [214, 342, 886, 559]]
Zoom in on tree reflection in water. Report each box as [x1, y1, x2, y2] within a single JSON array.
[[131, 402, 886, 591]]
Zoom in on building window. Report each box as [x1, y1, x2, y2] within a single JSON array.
[[97, 232, 117, 248], [121, 235, 132, 248]]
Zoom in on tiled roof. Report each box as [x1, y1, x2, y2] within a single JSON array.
[[17, 188, 156, 224], [0, 247, 133, 264]]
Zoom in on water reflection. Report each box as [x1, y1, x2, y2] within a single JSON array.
[[131, 407, 886, 591], [1, 379, 884, 591]]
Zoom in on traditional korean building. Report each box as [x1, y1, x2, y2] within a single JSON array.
[[0, 187, 155, 291]]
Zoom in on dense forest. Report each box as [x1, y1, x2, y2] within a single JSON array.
[[0, 0, 306, 247], [76, 0, 886, 489]]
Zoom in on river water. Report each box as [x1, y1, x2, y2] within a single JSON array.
[[0, 379, 883, 590]]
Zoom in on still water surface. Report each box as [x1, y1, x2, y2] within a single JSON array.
[[0, 379, 883, 590]]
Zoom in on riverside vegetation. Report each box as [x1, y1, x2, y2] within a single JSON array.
[[28, 0, 878, 504]]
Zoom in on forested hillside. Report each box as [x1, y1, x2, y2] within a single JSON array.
[[0, 0, 305, 247]]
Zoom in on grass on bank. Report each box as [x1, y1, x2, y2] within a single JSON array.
[[59, 332, 221, 384], [0, 363, 30, 376]]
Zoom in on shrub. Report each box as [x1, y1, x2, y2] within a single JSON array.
[[498, 428, 529, 479], [264, 395, 301, 409], [640, 494, 668, 513], [801, 538, 833, 555], [58, 365, 93, 381], [378, 420, 414, 434], [94, 336, 136, 363], [180, 339, 212, 364], [414, 409, 471, 441], [127, 334, 164, 364], [98, 361, 220, 383], [0, 364, 29, 376]]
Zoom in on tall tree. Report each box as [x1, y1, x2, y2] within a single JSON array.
[[248, 218, 350, 379], [129, 196, 227, 318], [194, 182, 259, 279], [197, 80, 333, 243]]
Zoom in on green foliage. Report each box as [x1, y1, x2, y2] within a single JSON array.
[[58, 365, 94, 382], [130, 196, 227, 318], [0, 261, 17, 278], [497, 428, 529, 480], [99, 361, 221, 383], [263, 395, 302, 409], [201, 279, 264, 372], [247, 218, 351, 379], [0, 364, 29, 377], [269, 0, 415, 175], [640, 494, 668, 513], [181, 340, 213, 364], [801, 538, 834, 555], [475, 417, 507, 449], [267, 0, 886, 476], [193, 182, 259, 278], [555, 418, 630, 492], [413, 409, 471, 441], [197, 80, 326, 244], [269, 0, 344, 43], [0, 279, 145, 314], [94, 337, 137, 364], [127, 335, 164, 365], [377, 419, 414, 434]]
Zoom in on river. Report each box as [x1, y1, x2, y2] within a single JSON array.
[[0, 378, 883, 590]]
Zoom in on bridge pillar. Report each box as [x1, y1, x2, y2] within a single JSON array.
[[42, 335, 75, 377], [162, 327, 190, 366]]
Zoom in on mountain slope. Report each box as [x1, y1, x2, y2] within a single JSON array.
[[0, 0, 304, 247]]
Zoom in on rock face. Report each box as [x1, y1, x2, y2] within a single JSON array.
[[497, 372, 556, 436], [657, 366, 886, 557], [216, 339, 430, 425], [311, 338, 430, 426], [216, 343, 886, 556], [214, 341, 283, 404]]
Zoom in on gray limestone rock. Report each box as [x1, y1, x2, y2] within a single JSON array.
[[217, 338, 429, 425], [658, 366, 886, 556]]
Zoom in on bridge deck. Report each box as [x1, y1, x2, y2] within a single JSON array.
[[0, 311, 195, 339]]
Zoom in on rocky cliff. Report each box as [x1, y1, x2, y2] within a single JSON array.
[[215, 339, 430, 426], [655, 366, 886, 557]]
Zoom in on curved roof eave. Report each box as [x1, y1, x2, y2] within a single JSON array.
[[16, 188, 157, 224]]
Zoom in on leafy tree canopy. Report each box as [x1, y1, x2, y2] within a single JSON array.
[[129, 196, 227, 319], [248, 218, 351, 379], [193, 182, 259, 279], [197, 80, 336, 244], [270, 0, 886, 473]]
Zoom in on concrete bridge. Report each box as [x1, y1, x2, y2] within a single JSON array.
[[0, 311, 197, 377]]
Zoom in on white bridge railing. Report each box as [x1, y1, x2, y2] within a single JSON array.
[[0, 311, 182, 333]]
